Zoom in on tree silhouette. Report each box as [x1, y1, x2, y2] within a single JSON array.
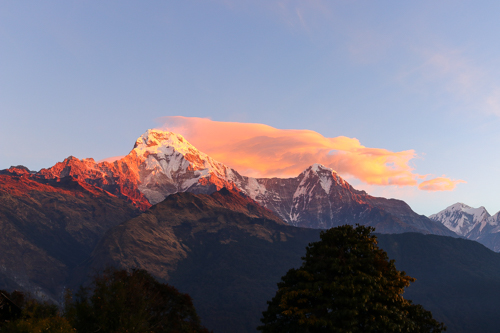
[[258, 224, 446, 333], [65, 268, 210, 333]]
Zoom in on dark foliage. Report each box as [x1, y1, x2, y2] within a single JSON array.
[[65, 268, 210, 333], [0, 291, 23, 327], [0, 290, 73, 333], [258, 225, 446, 333]]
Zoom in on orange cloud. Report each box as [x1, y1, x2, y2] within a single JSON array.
[[156, 116, 462, 190], [418, 177, 467, 191]]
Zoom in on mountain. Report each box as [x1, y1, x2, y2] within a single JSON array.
[[429, 203, 490, 236], [81, 188, 293, 282], [80, 189, 500, 333], [35, 155, 152, 210], [0, 169, 140, 301], [33, 129, 453, 236], [430, 203, 500, 251], [234, 163, 452, 235]]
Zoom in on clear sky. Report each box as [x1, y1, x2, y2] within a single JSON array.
[[1, 1, 500, 216]]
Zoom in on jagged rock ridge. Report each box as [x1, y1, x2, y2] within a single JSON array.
[[430, 203, 500, 251], [30, 129, 453, 236]]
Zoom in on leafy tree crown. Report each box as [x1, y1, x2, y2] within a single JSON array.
[[258, 224, 446, 333]]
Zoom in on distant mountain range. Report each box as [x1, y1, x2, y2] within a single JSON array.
[[430, 203, 500, 251], [4, 129, 452, 236]]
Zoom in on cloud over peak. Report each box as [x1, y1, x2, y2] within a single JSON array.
[[157, 116, 464, 191]]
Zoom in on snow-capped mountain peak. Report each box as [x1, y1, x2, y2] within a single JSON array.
[[306, 164, 333, 194], [305, 163, 349, 194], [133, 129, 237, 178], [134, 130, 196, 156], [128, 129, 238, 203], [310, 163, 331, 173], [430, 202, 491, 236]]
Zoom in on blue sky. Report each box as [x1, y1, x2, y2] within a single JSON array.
[[1, 1, 500, 216]]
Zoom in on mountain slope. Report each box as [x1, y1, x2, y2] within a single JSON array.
[[36, 129, 453, 235], [36, 155, 151, 210], [0, 171, 140, 300], [81, 190, 500, 333], [82, 188, 291, 282], [377, 233, 500, 333], [78, 188, 320, 332], [234, 163, 452, 235]]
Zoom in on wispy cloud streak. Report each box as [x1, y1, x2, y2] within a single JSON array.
[[401, 47, 500, 116]]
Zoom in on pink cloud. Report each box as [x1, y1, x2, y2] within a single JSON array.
[[156, 116, 464, 191], [418, 177, 467, 191]]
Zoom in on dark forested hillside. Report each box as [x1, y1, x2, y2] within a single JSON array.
[[377, 233, 500, 333], [167, 223, 320, 332], [79, 188, 500, 333]]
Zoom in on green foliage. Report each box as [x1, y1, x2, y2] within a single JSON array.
[[258, 224, 446, 333], [65, 268, 210, 333]]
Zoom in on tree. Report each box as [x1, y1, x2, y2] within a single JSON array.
[[0, 290, 23, 327], [258, 224, 446, 333], [65, 268, 210, 333], [0, 290, 73, 333]]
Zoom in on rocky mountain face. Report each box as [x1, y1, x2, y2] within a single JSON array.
[[81, 188, 290, 282], [35, 155, 151, 211], [0, 170, 140, 301], [234, 164, 452, 235], [33, 129, 453, 236], [33, 130, 245, 210], [430, 203, 500, 251]]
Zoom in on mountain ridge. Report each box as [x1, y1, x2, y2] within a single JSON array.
[[14, 129, 453, 236], [0, 172, 140, 300], [430, 203, 500, 251]]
